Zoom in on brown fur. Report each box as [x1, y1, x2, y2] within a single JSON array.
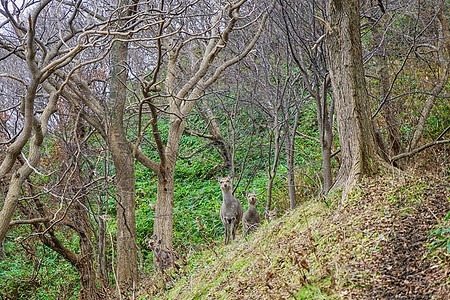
[[242, 192, 261, 236], [215, 175, 243, 245]]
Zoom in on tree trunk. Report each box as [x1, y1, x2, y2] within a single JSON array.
[[286, 132, 297, 209], [152, 117, 184, 269], [17, 193, 103, 300], [97, 197, 108, 286], [136, 1, 272, 269], [109, 33, 138, 285], [73, 197, 102, 300], [153, 169, 175, 269], [285, 109, 299, 209], [0, 86, 56, 257], [0, 59, 42, 254], [326, 0, 391, 196], [265, 123, 281, 217], [316, 76, 333, 194]]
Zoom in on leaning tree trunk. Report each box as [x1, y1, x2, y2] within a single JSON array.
[[0, 82, 55, 256], [195, 98, 233, 171], [326, 0, 391, 196]]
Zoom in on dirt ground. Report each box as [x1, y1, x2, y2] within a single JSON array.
[[344, 178, 450, 299]]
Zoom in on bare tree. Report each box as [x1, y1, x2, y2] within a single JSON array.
[[406, 1, 449, 153], [279, 0, 335, 194], [0, 0, 59, 254], [134, 0, 274, 269], [0, 0, 141, 291]]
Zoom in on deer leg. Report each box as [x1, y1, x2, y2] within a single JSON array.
[[230, 221, 236, 241], [224, 224, 230, 245]]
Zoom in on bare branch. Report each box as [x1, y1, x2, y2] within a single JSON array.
[[392, 139, 450, 162], [9, 217, 51, 227]]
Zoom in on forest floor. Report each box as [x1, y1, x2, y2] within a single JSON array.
[[140, 157, 450, 299], [341, 175, 450, 299]]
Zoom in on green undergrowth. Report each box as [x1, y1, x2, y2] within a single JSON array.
[[139, 174, 450, 299]]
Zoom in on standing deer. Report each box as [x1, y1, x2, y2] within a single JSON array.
[[243, 191, 261, 236], [215, 175, 243, 245]]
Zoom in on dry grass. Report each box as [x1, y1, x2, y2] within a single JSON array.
[[139, 171, 450, 299]]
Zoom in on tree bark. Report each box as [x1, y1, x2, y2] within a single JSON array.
[[326, 0, 391, 196], [195, 99, 233, 171], [109, 26, 138, 285], [265, 116, 282, 217], [316, 75, 333, 194], [285, 112, 299, 209]]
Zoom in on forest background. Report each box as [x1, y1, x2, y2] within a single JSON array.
[[0, 0, 449, 298]]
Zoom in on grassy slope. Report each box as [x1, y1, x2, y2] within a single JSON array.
[[140, 173, 450, 299]]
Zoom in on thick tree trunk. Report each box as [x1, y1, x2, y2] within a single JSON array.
[[109, 128, 138, 285], [73, 197, 102, 300], [152, 117, 184, 269], [153, 169, 175, 269], [109, 36, 138, 285], [326, 0, 391, 196]]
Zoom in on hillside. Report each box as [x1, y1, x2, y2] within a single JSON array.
[[140, 172, 450, 299]]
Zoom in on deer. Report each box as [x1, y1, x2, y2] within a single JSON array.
[[215, 175, 243, 245], [242, 191, 261, 236]]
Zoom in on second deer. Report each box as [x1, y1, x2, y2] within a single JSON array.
[[215, 175, 243, 245], [243, 191, 261, 236]]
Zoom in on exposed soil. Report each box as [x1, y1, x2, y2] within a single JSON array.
[[344, 177, 450, 299]]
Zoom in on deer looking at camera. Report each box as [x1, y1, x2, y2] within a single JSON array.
[[215, 175, 243, 245], [243, 191, 261, 236]]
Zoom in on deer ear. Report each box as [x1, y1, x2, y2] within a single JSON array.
[[214, 175, 219, 182]]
